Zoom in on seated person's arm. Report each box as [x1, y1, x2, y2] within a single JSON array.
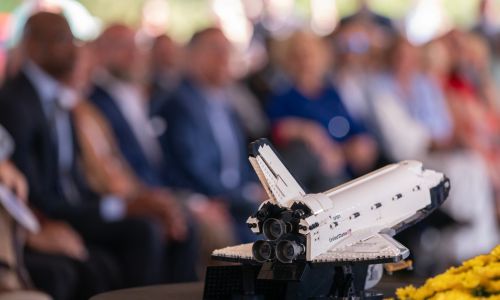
[[0, 160, 27, 203], [73, 101, 141, 198], [273, 118, 345, 175], [26, 218, 88, 261]]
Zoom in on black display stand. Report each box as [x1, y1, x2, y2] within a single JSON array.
[[203, 261, 384, 299]]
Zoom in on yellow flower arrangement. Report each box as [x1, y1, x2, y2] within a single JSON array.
[[396, 245, 500, 300]]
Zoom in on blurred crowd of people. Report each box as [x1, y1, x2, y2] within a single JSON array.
[[0, 0, 500, 299]]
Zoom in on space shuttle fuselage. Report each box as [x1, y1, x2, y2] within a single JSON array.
[[246, 143, 450, 264]]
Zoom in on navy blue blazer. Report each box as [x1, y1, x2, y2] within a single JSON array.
[[156, 79, 256, 213], [0, 72, 101, 224], [88, 85, 165, 187]]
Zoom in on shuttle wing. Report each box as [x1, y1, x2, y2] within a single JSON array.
[[212, 233, 409, 264], [248, 139, 305, 206], [313, 232, 409, 263], [212, 243, 254, 262]]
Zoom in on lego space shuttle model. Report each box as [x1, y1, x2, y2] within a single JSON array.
[[213, 139, 450, 265]]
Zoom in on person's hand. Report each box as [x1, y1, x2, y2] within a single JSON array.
[[0, 160, 28, 202], [318, 142, 345, 175], [127, 189, 188, 241], [343, 135, 378, 174], [274, 118, 345, 174], [156, 191, 188, 242], [303, 123, 345, 175], [189, 197, 232, 225], [26, 220, 88, 261], [243, 183, 267, 203]]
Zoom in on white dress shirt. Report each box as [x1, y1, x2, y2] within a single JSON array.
[[204, 87, 241, 189], [93, 69, 163, 165]]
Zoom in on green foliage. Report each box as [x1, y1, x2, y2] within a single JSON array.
[[0, 0, 21, 13], [443, 0, 480, 28], [1, 0, 496, 40], [168, 0, 212, 42], [369, 0, 413, 18], [79, 0, 145, 26]]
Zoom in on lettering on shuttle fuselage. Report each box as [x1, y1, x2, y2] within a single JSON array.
[[329, 229, 352, 243]]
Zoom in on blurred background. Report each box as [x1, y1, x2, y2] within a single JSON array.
[[1, 0, 500, 78]]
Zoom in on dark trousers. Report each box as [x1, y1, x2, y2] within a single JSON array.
[[71, 217, 199, 285], [164, 221, 199, 283], [25, 247, 121, 300], [26, 217, 199, 299], [70, 217, 165, 286]]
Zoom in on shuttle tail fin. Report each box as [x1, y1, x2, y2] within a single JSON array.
[[249, 139, 305, 206]]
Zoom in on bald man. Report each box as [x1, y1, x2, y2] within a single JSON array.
[[0, 12, 170, 299]]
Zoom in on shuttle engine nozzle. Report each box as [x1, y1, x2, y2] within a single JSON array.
[[252, 240, 275, 262], [276, 240, 305, 263]]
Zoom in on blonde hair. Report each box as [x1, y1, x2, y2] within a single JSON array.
[[280, 30, 331, 79]]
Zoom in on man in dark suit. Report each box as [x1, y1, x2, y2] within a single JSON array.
[[87, 24, 199, 283], [89, 24, 167, 188], [0, 12, 175, 297], [156, 28, 263, 242]]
